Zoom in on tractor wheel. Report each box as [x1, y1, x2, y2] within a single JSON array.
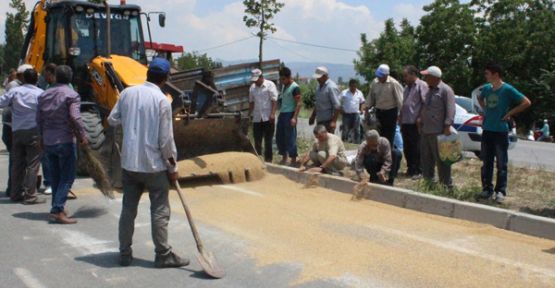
[[77, 111, 105, 176]]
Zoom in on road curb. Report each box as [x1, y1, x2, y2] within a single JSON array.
[[266, 164, 555, 240]]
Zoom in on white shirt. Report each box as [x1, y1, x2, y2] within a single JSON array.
[[340, 88, 365, 114], [108, 82, 177, 173], [0, 84, 44, 131], [249, 79, 278, 123]]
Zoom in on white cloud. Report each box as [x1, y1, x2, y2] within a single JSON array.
[[392, 3, 425, 25], [0, 0, 391, 65]]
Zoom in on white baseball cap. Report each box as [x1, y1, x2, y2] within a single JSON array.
[[251, 69, 263, 82], [17, 64, 34, 74], [313, 66, 329, 79], [375, 64, 390, 78], [421, 66, 442, 78]]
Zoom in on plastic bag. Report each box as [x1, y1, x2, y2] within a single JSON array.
[[437, 128, 463, 165]]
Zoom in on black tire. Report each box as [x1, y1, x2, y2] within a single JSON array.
[[77, 111, 105, 176], [81, 111, 105, 150]]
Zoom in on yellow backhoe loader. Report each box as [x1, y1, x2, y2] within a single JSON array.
[[21, 0, 262, 186]]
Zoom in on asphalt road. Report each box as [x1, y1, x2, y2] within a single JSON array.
[[1, 127, 555, 287], [297, 118, 555, 171]]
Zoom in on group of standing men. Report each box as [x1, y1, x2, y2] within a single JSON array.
[[249, 62, 531, 202], [1, 64, 88, 224]]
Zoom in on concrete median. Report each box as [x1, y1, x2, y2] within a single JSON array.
[[266, 163, 555, 240]]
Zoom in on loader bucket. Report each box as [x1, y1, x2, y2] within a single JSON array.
[[173, 114, 264, 183]]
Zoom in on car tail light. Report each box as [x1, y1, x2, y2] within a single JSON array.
[[464, 115, 483, 127]]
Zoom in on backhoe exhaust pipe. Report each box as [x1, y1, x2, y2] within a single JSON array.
[[103, 1, 111, 57]]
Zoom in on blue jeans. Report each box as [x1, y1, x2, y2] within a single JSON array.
[[276, 112, 298, 158], [341, 113, 361, 143], [45, 143, 76, 213], [481, 131, 509, 195], [41, 154, 51, 187]]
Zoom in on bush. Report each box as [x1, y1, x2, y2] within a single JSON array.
[[299, 80, 318, 109]]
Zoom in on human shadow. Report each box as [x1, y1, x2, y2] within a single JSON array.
[[12, 212, 50, 221], [0, 197, 19, 204], [71, 206, 108, 219], [75, 252, 153, 269], [543, 248, 555, 255]]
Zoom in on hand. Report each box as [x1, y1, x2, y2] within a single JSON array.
[[168, 171, 179, 183], [80, 138, 89, 148], [298, 166, 307, 172], [502, 114, 511, 121], [290, 118, 297, 127], [330, 121, 337, 130], [443, 126, 452, 136], [269, 114, 276, 122], [377, 172, 386, 183], [309, 115, 316, 125]]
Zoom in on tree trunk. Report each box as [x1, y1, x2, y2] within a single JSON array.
[[258, 0, 265, 69]]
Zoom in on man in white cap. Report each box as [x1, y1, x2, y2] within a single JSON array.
[[248, 68, 278, 162], [309, 66, 341, 133], [419, 65, 456, 189], [366, 64, 404, 147]]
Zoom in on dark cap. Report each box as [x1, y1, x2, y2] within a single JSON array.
[[148, 58, 171, 75]]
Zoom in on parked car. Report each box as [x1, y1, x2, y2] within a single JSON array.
[[454, 96, 518, 158]]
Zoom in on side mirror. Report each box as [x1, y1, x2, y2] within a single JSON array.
[[158, 13, 166, 27]]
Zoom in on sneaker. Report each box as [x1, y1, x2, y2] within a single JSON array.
[[495, 192, 505, 204], [154, 251, 190, 268], [43, 186, 52, 195], [119, 254, 133, 267], [478, 190, 493, 199]]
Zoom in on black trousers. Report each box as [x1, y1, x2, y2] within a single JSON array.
[[253, 121, 275, 162], [401, 124, 421, 175], [376, 108, 398, 148]]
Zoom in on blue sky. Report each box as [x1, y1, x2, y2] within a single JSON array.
[[1, 0, 434, 65]]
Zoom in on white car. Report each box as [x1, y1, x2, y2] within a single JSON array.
[[454, 95, 518, 158]]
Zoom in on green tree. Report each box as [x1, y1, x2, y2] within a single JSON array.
[[3, 0, 29, 71], [176, 52, 222, 71], [0, 44, 5, 75], [354, 18, 416, 83], [243, 0, 285, 67], [416, 0, 476, 94]]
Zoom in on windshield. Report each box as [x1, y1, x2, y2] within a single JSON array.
[[70, 11, 146, 66]]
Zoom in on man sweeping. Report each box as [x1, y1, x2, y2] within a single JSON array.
[[108, 58, 189, 268]]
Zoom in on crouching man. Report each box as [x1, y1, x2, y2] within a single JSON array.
[[354, 130, 400, 186], [299, 124, 348, 174]]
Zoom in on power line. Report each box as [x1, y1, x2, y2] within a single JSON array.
[[196, 36, 256, 52], [268, 36, 358, 53], [268, 38, 316, 62]]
